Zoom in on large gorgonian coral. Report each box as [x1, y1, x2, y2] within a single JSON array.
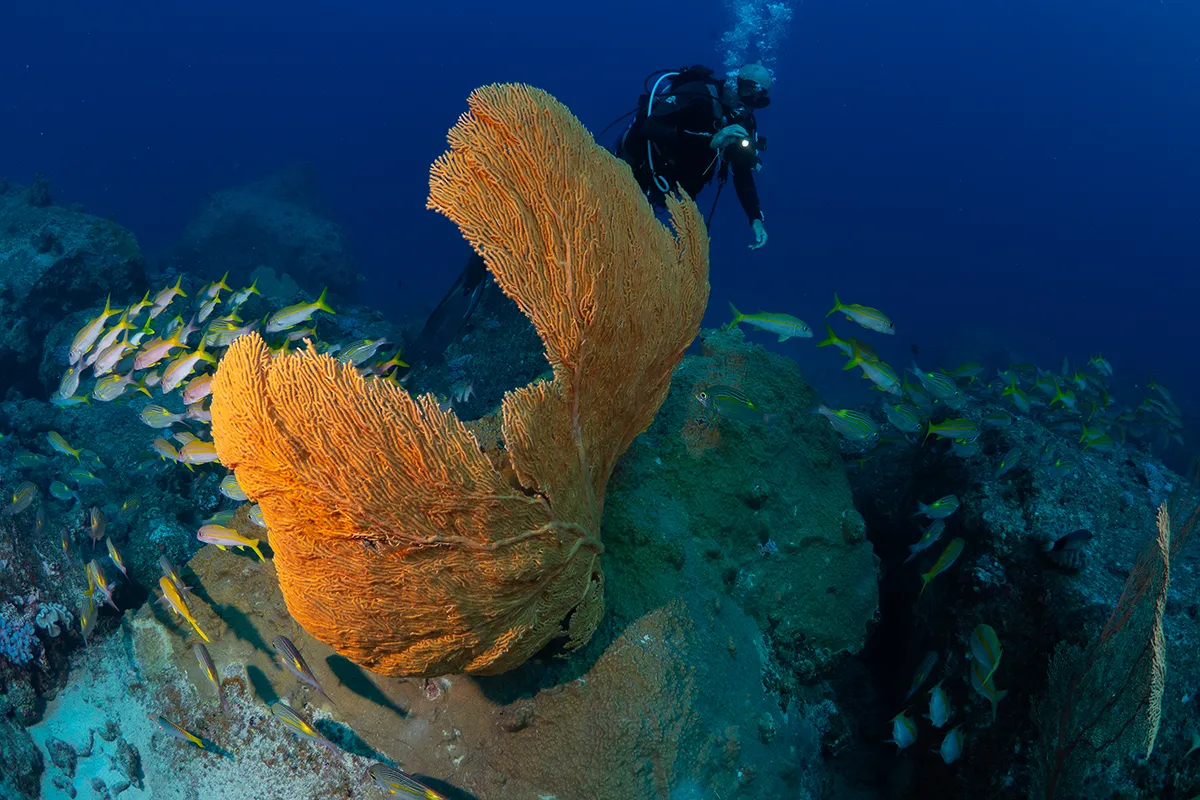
[[209, 84, 710, 676]]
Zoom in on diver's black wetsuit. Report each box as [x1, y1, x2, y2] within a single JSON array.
[[616, 74, 764, 224]]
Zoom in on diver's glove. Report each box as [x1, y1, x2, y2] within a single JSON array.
[[710, 124, 749, 151], [749, 219, 768, 250]]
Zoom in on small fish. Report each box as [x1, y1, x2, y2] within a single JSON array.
[[937, 725, 965, 764], [35, 506, 45, 537], [923, 418, 980, 444], [1045, 455, 1076, 479], [950, 439, 980, 458], [119, 496, 141, 520], [49, 481, 80, 503], [727, 302, 812, 341], [887, 710, 918, 750], [174, 431, 198, 446], [264, 287, 336, 333], [969, 661, 1009, 722], [151, 437, 183, 463], [88, 559, 119, 611], [55, 366, 81, 400], [87, 310, 136, 367], [197, 524, 265, 561], [371, 347, 410, 375], [272, 635, 334, 704], [914, 495, 959, 520], [199, 271, 231, 303], [910, 363, 963, 405], [67, 468, 105, 487], [204, 318, 256, 348], [47, 431, 82, 462], [1088, 354, 1113, 377], [696, 385, 780, 425], [89, 507, 106, 550], [943, 362, 984, 381], [185, 401, 212, 424], [816, 323, 854, 357], [139, 405, 188, 429], [367, 762, 449, 799], [994, 447, 1021, 479], [904, 651, 938, 700], [827, 293, 895, 335], [983, 411, 1012, 429], [247, 504, 265, 528], [14, 452, 48, 469], [80, 595, 97, 642], [969, 623, 1002, 685], [179, 440, 220, 465], [106, 538, 128, 578], [147, 714, 206, 749], [161, 341, 218, 394], [92, 370, 150, 402], [149, 276, 187, 319], [202, 509, 237, 526], [1083, 434, 1116, 454], [157, 576, 210, 642], [338, 337, 393, 367], [919, 538, 965, 597], [1049, 382, 1077, 411], [218, 474, 247, 501], [159, 554, 190, 595], [132, 330, 187, 371], [1042, 528, 1092, 570], [228, 278, 260, 309], [885, 404, 923, 434], [816, 405, 880, 443], [197, 294, 221, 324], [845, 350, 901, 395], [49, 393, 92, 409], [61, 527, 70, 556], [270, 701, 339, 752], [193, 642, 228, 713], [181, 373, 214, 405], [904, 519, 945, 564], [926, 681, 953, 728], [126, 290, 153, 320], [69, 295, 121, 364], [3, 481, 38, 517]]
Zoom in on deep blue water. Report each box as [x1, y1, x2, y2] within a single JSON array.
[[3, 0, 1197, 465]]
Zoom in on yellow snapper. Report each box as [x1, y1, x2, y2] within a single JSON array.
[[199, 271, 230, 302], [197, 524, 264, 561], [157, 576, 210, 642], [150, 437, 183, 463], [133, 330, 187, 371], [196, 293, 221, 324], [160, 342, 218, 394], [228, 277, 260, 308], [126, 290, 153, 320], [90, 335, 136, 378], [185, 401, 212, 423], [148, 276, 187, 319], [264, 287, 335, 333], [47, 431, 81, 462], [69, 295, 122, 365], [827, 292, 895, 335], [83, 311, 135, 369], [727, 302, 812, 341], [918, 538, 965, 597], [147, 714, 206, 749], [181, 373, 214, 405], [49, 481, 80, 503], [887, 710, 917, 750]]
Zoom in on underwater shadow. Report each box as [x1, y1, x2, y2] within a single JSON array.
[[471, 609, 634, 707], [314, 719, 387, 762], [325, 655, 408, 720], [245, 664, 279, 706], [184, 565, 273, 657]]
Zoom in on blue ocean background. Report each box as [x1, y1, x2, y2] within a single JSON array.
[[5, 0, 1198, 470]]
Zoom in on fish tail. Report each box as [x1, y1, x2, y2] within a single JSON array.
[[174, 275, 187, 298], [314, 287, 335, 315], [250, 542, 266, 562], [191, 618, 211, 643], [825, 292, 841, 318], [727, 301, 743, 324]]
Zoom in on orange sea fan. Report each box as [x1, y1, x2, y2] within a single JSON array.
[[210, 83, 709, 676]]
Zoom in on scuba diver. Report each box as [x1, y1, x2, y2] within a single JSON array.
[[612, 62, 773, 250], [409, 63, 773, 369]]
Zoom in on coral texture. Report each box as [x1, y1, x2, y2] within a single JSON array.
[[210, 83, 710, 676]]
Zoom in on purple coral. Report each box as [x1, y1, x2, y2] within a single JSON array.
[[0, 604, 38, 665]]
